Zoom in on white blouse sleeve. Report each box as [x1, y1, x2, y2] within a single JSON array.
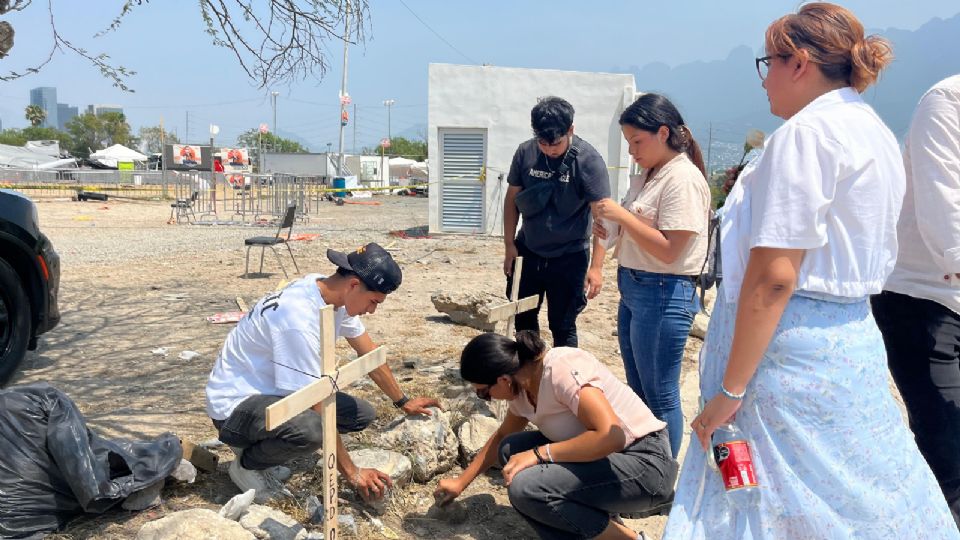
[[748, 123, 841, 250]]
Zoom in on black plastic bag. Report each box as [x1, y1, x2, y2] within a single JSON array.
[[0, 383, 182, 538]]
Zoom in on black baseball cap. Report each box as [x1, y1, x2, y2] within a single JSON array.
[[327, 242, 402, 294]]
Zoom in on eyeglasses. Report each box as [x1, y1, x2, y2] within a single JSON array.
[[755, 54, 791, 81]]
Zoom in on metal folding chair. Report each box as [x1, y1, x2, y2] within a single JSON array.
[[243, 204, 300, 278]]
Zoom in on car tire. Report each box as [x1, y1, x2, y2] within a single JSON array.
[[0, 258, 31, 386]]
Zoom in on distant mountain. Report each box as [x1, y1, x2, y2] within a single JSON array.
[[630, 13, 960, 171]]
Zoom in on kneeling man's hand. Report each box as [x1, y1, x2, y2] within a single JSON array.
[[350, 468, 393, 501], [402, 396, 443, 416]]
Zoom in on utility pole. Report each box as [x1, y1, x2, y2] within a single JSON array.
[[271, 91, 279, 135], [383, 99, 396, 142], [352, 102, 357, 154], [336, 1, 351, 176]]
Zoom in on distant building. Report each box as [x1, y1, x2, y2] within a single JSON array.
[[29, 87, 58, 129], [86, 104, 124, 117], [57, 103, 78, 130], [428, 63, 636, 235]]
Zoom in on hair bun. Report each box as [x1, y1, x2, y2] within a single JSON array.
[[850, 34, 893, 92]]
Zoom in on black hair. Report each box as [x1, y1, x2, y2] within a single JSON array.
[[530, 97, 574, 143], [619, 93, 706, 177], [459, 330, 546, 385]]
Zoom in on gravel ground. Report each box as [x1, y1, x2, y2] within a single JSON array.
[[15, 195, 704, 540]]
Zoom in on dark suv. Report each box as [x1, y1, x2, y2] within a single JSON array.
[[0, 189, 60, 385]]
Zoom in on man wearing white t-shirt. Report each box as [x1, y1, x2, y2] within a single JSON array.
[[872, 74, 960, 529], [206, 242, 441, 502]]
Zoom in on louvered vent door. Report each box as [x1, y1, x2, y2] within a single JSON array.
[[439, 129, 486, 232]]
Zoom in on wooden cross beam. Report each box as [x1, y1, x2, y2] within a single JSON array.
[[265, 305, 386, 540], [486, 256, 539, 420], [486, 257, 539, 337]]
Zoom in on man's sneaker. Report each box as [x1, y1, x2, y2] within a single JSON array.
[[266, 465, 293, 482], [228, 456, 283, 503]]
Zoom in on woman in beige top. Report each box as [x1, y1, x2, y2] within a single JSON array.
[[435, 331, 676, 540], [594, 93, 711, 458]]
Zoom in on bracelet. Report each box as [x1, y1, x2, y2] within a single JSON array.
[[532, 446, 547, 465], [393, 395, 410, 409], [545, 443, 555, 463], [720, 384, 746, 401]]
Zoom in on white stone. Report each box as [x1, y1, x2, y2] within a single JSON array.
[[430, 292, 503, 331], [376, 407, 457, 482], [219, 489, 256, 521], [136, 509, 254, 540], [457, 414, 500, 465], [170, 459, 197, 483], [238, 504, 308, 540], [347, 448, 413, 488]]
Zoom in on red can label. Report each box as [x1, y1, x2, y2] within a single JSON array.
[[713, 439, 758, 491]]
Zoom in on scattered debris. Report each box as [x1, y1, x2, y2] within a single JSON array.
[[178, 350, 201, 361], [389, 226, 431, 239], [288, 233, 321, 242], [238, 504, 308, 540], [151, 347, 169, 357], [180, 439, 220, 473], [430, 292, 507, 331], [207, 311, 246, 324]]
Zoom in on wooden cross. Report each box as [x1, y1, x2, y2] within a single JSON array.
[[486, 256, 539, 419], [265, 305, 386, 540]]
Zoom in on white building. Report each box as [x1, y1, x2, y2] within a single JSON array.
[[428, 63, 638, 235]]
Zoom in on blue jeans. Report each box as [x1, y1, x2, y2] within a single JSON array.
[[617, 267, 698, 457]]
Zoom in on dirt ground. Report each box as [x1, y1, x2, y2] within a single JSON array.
[[16, 195, 704, 540]]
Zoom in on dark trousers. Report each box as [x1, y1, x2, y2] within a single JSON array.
[[872, 291, 960, 529], [509, 241, 589, 347], [498, 429, 677, 540], [212, 393, 375, 470]]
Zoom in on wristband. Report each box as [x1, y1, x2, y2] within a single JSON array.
[[545, 443, 555, 463], [720, 384, 745, 401], [532, 446, 547, 465], [393, 395, 410, 409]]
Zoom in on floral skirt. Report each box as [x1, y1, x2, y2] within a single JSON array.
[[663, 289, 959, 539]]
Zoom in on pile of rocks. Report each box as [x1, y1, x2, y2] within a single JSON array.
[[135, 377, 501, 538]]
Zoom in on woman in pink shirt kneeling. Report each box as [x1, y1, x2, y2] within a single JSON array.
[[435, 331, 677, 540]]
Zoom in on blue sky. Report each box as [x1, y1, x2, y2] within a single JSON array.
[[1, 0, 958, 151]]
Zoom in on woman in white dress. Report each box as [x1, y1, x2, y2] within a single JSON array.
[[663, 3, 960, 538]]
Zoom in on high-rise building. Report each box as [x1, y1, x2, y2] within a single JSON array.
[[86, 104, 124, 117], [57, 103, 78, 130], [29, 87, 58, 129]]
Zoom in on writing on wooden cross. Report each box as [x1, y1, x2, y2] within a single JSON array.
[[265, 305, 386, 540], [486, 256, 539, 419]]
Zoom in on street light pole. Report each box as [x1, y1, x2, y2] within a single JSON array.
[[383, 99, 396, 142], [336, 1, 351, 176], [271, 91, 279, 135]]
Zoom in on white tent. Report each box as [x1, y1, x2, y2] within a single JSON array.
[[0, 143, 75, 169], [388, 157, 417, 179], [409, 160, 429, 180], [89, 144, 148, 168]]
